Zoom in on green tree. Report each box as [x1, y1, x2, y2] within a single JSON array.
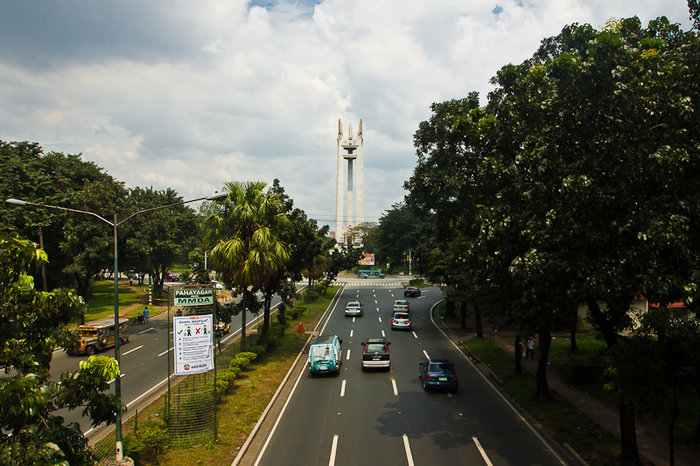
[[0, 233, 122, 464], [0, 141, 127, 297], [122, 187, 199, 298], [203, 181, 290, 351]]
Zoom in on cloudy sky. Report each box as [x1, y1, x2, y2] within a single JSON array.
[[0, 0, 693, 229]]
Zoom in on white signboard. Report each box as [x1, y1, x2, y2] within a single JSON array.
[[173, 314, 214, 375]]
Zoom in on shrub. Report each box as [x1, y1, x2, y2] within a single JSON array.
[[250, 344, 266, 355], [124, 421, 168, 463], [139, 422, 169, 462]]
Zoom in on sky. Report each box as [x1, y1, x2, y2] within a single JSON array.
[[0, 0, 693, 230]]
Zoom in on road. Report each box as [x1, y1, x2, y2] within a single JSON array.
[[254, 285, 566, 466], [49, 286, 280, 437]]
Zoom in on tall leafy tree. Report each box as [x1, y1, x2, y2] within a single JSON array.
[[203, 181, 290, 350], [0, 233, 121, 464]]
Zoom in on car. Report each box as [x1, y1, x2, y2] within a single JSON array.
[[393, 299, 409, 312], [308, 335, 343, 376], [211, 280, 224, 290], [404, 286, 421, 297], [164, 271, 180, 281], [361, 338, 391, 370], [391, 311, 411, 330], [345, 301, 363, 317], [418, 358, 458, 392]]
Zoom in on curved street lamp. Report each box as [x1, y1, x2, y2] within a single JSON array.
[[6, 191, 227, 464]]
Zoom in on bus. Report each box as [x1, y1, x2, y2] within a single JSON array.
[[357, 269, 385, 279]]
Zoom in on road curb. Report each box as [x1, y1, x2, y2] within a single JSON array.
[[231, 286, 344, 466]]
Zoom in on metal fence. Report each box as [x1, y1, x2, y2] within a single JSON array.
[[167, 285, 217, 447]]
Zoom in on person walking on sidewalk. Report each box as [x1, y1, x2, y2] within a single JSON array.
[[525, 337, 535, 359]]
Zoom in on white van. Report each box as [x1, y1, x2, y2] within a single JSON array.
[[308, 335, 342, 376]]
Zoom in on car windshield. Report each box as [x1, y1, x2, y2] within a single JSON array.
[[393, 313, 408, 319], [429, 362, 454, 373], [366, 344, 386, 353], [347, 302, 360, 307]]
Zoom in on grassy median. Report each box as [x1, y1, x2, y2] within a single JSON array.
[[94, 287, 339, 465]]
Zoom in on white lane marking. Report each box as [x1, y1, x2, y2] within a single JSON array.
[[123, 345, 143, 355], [429, 301, 567, 465], [350, 330, 354, 338], [107, 373, 126, 384], [329, 434, 339, 466], [423, 350, 430, 360], [378, 316, 382, 323], [138, 327, 155, 334], [374, 299, 378, 304], [473, 437, 493, 466], [391, 378, 398, 396], [158, 348, 170, 357], [402, 434, 415, 466], [412, 331, 418, 339], [340, 380, 346, 398], [346, 349, 351, 360], [376, 307, 380, 312], [352, 317, 356, 323], [381, 330, 386, 337]]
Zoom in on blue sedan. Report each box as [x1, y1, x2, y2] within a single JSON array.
[[418, 358, 458, 392]]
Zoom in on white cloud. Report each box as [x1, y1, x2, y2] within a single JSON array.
[[0, 0, 693, 227]]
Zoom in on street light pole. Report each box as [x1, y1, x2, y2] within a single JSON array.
[[6, 192, 227, 464]]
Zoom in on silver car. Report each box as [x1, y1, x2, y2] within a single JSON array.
[[344, 301, 363, 316], [391, 312, 411, 330]]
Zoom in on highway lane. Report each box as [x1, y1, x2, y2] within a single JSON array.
[[49, 289, 283, 436], [255, 285, 565, 466]]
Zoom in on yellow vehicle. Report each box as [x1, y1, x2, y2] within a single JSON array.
[[68, 317, 130, 356]]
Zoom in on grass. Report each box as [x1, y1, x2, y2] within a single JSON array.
[[95, 287, 340, 465], [464, 337, 622, 464]]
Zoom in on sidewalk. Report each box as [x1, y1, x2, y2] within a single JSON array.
[[435, 316, 699, 466]]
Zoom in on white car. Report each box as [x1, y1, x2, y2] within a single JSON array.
[[393, 299, 409, 313], [345, 301, 363, 317]]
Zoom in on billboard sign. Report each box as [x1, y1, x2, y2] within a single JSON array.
[[358, 253, 375, 266], [174, 287, 214, 306], [173, 314, 214, 375]]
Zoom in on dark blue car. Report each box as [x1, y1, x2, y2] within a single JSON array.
[[418, 358, 458, 392]]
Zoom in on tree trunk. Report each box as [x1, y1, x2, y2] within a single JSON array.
[[570, 304, 578, 352], [620, 400, 640, 465], [534, 331, 553, 401], [694, 412, 700, 445], [262, 293, 271, 336], [240, 289, 248, 352], [474, 302, 483, 339], [668, 392, 678, 466], [445, 300, 456, 319], [459, 301, 467, 330], [514, 334, 523, 375]]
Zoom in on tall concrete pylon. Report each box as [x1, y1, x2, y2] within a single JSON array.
[[335, 118, 364, 246]]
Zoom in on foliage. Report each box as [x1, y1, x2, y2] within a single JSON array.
[[0, 233, 122, 465], [404, 14, 700, 461], [203, 181, 291, 350], [0, 141, 127, 298]]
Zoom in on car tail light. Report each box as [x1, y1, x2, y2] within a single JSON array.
[[426, 375, 436, 381]]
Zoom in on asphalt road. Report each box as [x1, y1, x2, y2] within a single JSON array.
[[49, 287, 279, 437], [254, 285, 566, 466]]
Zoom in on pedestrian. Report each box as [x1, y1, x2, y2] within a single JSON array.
[[143, 306, 150, 322], [525, 337, 535, 360]]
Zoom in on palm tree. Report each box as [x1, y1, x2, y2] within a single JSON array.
[[203, 181, 291, 351]]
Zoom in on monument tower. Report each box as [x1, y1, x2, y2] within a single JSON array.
[[335, 118, 364, 246]]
